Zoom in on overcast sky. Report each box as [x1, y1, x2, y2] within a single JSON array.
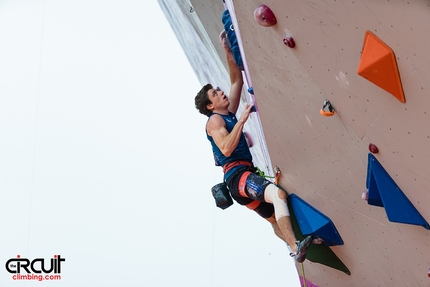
[[0, 1, 300, 286]]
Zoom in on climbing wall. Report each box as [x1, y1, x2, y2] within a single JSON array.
[[228, 1, 430, 286], [188, 0, 430, 286]]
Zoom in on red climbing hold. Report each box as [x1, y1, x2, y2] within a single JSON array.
[[283, 34, 296, 48], [244, 132, 253, 148], [362, 189, 369, 201], [254, 5, 277, 27], [368, 143, 379, 154]]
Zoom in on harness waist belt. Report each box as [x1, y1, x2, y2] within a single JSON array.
[[223, 160, 253, 174]]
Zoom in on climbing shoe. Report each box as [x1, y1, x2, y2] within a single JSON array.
[[294, 235, 313, 263]]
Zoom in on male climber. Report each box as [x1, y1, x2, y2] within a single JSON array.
[[194, 31, 314, 263]]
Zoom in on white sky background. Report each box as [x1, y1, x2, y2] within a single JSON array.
[[0, 0, 300, 286]]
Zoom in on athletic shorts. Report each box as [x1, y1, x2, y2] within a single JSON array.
[[225, 166, 274, 219]]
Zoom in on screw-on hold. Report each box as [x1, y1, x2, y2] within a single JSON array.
[[362, 189, 369, 201], [244, 132, 253, 148], [254, 5, 277, 27], [369, 143, 379, 154], [283, 35, 296, 48]]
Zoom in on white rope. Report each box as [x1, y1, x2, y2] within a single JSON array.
[[27, 0, 46, 261]]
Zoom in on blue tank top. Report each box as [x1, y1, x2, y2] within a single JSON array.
[[206, 112, 253, 178]]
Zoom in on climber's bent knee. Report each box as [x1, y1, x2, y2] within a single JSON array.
[[264, 184, 290, 220]]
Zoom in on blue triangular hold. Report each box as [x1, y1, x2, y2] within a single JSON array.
[[289, 194, 343, 246], [366, 153, 430, 229], [366, 164, 384, 207]]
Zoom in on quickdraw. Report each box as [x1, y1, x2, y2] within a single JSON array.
[[274, 166, 281, 185], [320, 100, 335, 117]]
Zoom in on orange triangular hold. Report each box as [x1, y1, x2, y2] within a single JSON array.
[[357, 31, 405, 103]]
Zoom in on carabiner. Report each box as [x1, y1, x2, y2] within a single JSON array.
[[320, 100, 335, 117]]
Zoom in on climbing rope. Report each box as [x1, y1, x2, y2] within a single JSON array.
[[255, 166, 275, 179], [301, 262, 308, 287]]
